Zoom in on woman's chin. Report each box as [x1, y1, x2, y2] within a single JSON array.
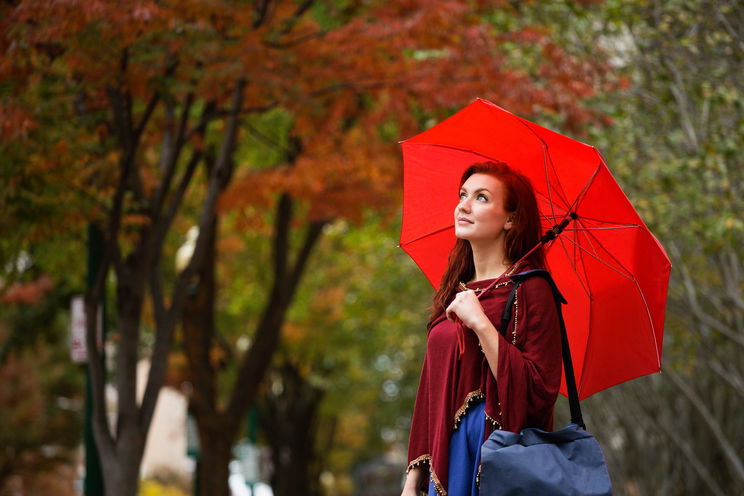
[[454, 230, 470, 240]]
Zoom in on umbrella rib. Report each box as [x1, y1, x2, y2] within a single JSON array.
[[558, 233, 634, 281], [633, 275, 661, 369], [563, 226, 641, 231], [542, 149, 560, 231], [540, 211, 640, 230], [537, 163, 601, 231], [568, 217, 612, 276], [552, 233, 592, 299], [402, 143, 504, 163], [577, 225, 662, 369], [563, 227, 593, 400], [565, 215, 641, 228], [575, 221, 636, 279], [567, 164, 602, 215], [515, 115, 572, 221], [541, 155, 574, 223], [537, 196, 571, 218], [398, 224, 453, 248], [573, 220, 593, 298], [551, 228, 592, 399], [558, 225, 661, 396]]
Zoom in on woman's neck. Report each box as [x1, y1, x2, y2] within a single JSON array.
[[469, 239, 511, 282]]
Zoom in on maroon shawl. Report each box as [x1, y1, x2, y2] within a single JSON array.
[[406, 272, 562, 495]]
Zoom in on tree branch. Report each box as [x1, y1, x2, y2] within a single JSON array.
[[180, 217, 219, 421], [666, 370, 744, 482], [106, 84, 144, 202], [263, 30, 325, 49], [273, 194, 292, 289], [226, 193, 293, 427], [707, 359, 744, 401], [148, 266, 166, 339], [139, 262, 175, 432], [678, 261, 744, 349], [140, 81, 246, 431], [133, 91, 160, 145], [213, 80, 246, 189], [244, 121, 292, 155], [714, 2, 744, 53], [636, 384, 727, 496], [287, 220, 326, 294], [204, 100, 279, 122], [107, 85, 133, 154], [253, 0, 271, 29], [152, 91, 198, 219]]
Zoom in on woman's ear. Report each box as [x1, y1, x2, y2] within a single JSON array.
[[504, 214, 515, 231]]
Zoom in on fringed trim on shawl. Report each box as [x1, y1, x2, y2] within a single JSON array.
[[405, 455, 446, 496], [429, 467, 445, 496], [406, 454, 430, 473], [511, 288, 519, 344], [453, 389, 485, 430], [485, 411, 501, 430]]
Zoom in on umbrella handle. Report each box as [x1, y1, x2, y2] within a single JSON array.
[[540, 212, 578, 243], [480, 213, 578, 299]]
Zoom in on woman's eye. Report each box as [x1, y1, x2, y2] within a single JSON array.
[[459, 192, 467, 200], [477, 193, 488, 201]]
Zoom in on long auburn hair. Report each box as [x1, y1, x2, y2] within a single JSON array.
[[427, 160, 545, 328]]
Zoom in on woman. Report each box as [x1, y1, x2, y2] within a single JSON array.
[[401, 161, 563, 496]]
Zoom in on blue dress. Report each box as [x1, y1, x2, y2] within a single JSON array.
[[428, 401, 486, 496]]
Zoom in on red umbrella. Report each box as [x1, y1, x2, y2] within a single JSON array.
[[399, 98, 671, 399]]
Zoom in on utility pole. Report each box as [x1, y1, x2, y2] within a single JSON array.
[[84, 223, 105, 495]]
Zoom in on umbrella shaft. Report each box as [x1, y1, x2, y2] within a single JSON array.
[[541, 212, 578, 243]]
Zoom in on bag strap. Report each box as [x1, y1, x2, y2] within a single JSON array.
[[498, 269, 585, 429]]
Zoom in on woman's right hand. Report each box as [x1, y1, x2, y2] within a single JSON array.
[[401, 466, 424, 496]]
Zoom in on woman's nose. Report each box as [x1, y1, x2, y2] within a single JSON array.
[[457, 199, 471, 213]]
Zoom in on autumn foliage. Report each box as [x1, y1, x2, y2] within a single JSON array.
[[1, 0, 615, 235]]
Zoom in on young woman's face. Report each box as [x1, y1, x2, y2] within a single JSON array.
[[454, 173, 513, 242]]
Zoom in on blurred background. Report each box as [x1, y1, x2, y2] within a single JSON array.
[[0, 0, 742, 495]]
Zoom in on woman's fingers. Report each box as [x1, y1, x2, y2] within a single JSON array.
[[446, 289, 476, 321], [445, 299, 457, 321], [447, 289, 488, 330], [446, 304, 459, 322]]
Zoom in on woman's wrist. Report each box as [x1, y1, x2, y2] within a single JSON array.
[[404, 466, 424, 490], [472, 315, 496, 337]]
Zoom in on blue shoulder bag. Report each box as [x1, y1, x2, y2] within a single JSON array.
[[479, 270, 613, 496]]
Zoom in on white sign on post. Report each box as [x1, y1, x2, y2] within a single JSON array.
[[70, 296, 102, 363]]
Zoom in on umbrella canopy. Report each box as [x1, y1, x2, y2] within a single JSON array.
[[399, 98, 671, 399]]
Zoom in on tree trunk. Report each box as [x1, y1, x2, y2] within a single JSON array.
[[182, 216, 235, 496], [196, 419, 233, 496], [98, 428, 145, 496], [180, 192, 326, 494], [92, 263, 148, 496], [260, 362, 324, 496]]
